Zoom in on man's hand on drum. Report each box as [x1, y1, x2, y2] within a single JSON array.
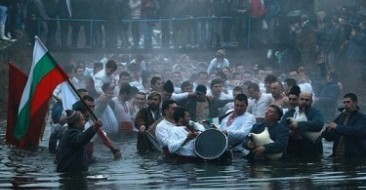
[[222, 130, 228, 136], [187, 131, 198, 140], [253, 146, 266, 156]]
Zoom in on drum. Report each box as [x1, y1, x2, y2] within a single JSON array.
[[195, 129, 228, 160]]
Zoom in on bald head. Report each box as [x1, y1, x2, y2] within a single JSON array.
[[299, 92, 313, 109]]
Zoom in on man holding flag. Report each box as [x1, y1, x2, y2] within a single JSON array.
[[7, 36, 121, 167]]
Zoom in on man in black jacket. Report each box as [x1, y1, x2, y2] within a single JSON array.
[[324, 93, 366, 161], [56, 110, 102, 173]]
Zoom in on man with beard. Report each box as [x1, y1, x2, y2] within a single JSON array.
[[324, 93, 366, 161], [282, 92, 324, 160], [135, 92, 162, 153]]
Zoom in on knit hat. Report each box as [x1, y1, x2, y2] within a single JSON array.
[[163, 80, 174, 93], [195, 84, 207, 95], [65, 110, 82, 125], [289, 85, 301, 97]]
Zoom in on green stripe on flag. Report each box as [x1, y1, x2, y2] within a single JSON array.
[[14, 52, 56, 140]]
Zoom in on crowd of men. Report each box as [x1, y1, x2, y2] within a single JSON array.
[[50, 48, 366, 172]]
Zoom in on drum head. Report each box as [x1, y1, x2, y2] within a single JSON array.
[[195, 129, 228, 160]]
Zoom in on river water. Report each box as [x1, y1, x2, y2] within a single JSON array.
[[0, 121, 365, 189]]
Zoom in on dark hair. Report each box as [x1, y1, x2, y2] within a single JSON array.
[[247, 82, 260, 91], [130, 86, 139, 95], [77, 88, 88, 94], [269, 104, 283, 121], [289, 85, 301, 97], [83, 95, 94, 102], [106, 60, 117, 71], [264, 74, 278, 84], [195, 84, 207, 95], [72, 95, 94, 114], [210, 78, 224, 88], [163, 80, 174, 93], [162, 100, 176, 115], [119, 71, 130, 79], [119, 83, 132, 95], [102, 83, 113, 92], [284, 78, 297, 87], [181, 81, 193, 91], [173, 107, 188, 123], [235, 94, 248, 104], [344, 93, 358, 102], [233, 86, 243, 93], [216, 71, 227, 81], [150, 76, 162, 86]]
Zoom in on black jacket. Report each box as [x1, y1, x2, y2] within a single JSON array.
[[56, 125, 98, 173]]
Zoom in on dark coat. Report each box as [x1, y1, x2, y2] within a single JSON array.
[[56, 125, 98, 173], [281, 107, 324, 159], [135, 107, 161, 152], [323, 109, 366, 160], [244, 122, 289, 159]]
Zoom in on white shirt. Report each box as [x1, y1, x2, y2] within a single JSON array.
[[248, 93, 273, 119], [53, 82, 79, 110], [207, 92, 233, 100], [94, 99, 119, 134], [93, 69, 116, 94], [71, 76, 86, 90], [155, 119, 176, 148], [171, 92, 189, 101], [219, 111, 256, 154], [166, 126, 197, 157], [207, 58, 230, 74]]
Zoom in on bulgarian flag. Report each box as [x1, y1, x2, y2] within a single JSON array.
[[12, 36, 68, 148]]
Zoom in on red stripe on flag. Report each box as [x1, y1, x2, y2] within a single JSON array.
[[6, 63, 28, 147], [30, 65, 68, 116]]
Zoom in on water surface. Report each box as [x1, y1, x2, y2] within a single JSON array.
[[1, 122, 365, 189]]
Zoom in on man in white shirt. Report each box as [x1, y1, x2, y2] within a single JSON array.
[[207, 78, 232, 100], [247, 82, 274, 122], [167, 107, 200, 157], [220, 94, 256, 156], [111, 83, 134, 134], [207, 49, 230, 74], [93, 60, 118, 94], [155, 100, 178, 148]]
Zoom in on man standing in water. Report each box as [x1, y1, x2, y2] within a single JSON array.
[[135, 92, 162, 153], [56, 110, 102, 173], [324, 93, 366, 161], [282, 92, 324, 160], [244, 105, 289, 160]]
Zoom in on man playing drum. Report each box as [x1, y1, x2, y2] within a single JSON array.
[[166, 107, 205, 158]]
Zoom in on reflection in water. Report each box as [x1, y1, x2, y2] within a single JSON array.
[[0, 124, 365, 189]]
